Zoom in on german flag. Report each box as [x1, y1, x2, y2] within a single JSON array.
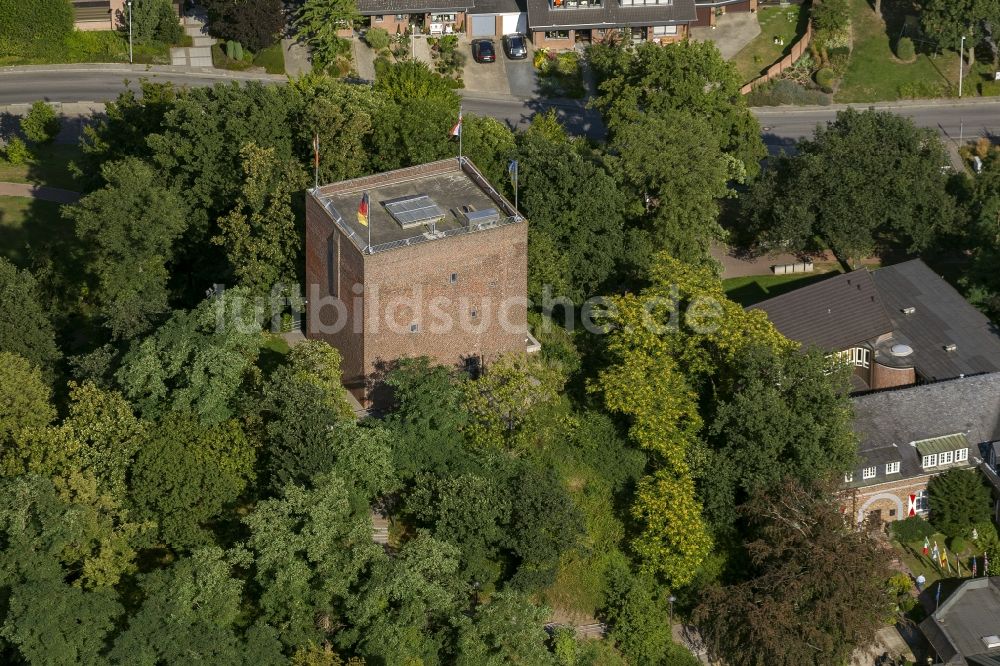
[[357, 192, 370, 227]]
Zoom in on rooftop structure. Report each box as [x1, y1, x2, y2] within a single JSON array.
[[921, 577, 1000, 665], [749, 259, 1000, 391], [305, 158, 530, 407]]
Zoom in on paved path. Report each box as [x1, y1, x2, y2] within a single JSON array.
[[0, 182, 80, 203], [691, 12, 761, 60], [351, 38, 377, 82], [711, 241, 836, 278], [282, 38, 311, 76], [170, 12, 214, 67]]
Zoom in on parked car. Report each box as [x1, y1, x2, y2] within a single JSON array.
[[502, 33, 528, 59], [472, 39, 496, 63]]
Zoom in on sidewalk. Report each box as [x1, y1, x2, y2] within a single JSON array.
[[0, 63, 286, 81], [0, 182, 80, 203]]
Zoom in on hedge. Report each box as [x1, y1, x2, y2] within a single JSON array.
[[888, 516, 935, 543], [815, 67, 836, 93], [0, 0, 73, 58]]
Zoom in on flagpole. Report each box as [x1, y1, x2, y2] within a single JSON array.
[[514, 162, 518, 213], [313, 133, 319, 191], [367, 191, 371, 252], [458, 104, 463, 163]]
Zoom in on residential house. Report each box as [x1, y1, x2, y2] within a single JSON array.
[[356, 0, 474, 35], [304, 158, 533, 408], [71, 0, 126, 31], [749, 259, 1000, 392], [846, 372, 1000, 526], [524, 0, 696, 49], [920, 576, 1000, 665], [692, 0, 758, 28]]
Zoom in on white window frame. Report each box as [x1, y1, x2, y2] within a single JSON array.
[[651, 25, 678, 35], [544, 30, 570, 38], [374, 14, 384, 22], [862, 466, 876, 480], [956, 448, 969, 462], [922, 453, 938, 469], [915, 489, 929, 513], [886, 461, 900, 475], [940, 450, 955, 465], [844, 472, 853, 483], [395, 13, 407, 20], [431, 13, 457, 22]]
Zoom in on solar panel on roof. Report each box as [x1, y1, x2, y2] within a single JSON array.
[[384, 195, 445, 229]]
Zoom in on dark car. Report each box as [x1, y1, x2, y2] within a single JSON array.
[[472, 39, 496, 63], [502, 33, 528, 59]]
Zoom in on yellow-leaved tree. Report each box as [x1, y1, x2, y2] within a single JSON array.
[[596, 253, 789, 586]]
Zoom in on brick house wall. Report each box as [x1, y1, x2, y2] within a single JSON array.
[[847, 474, 933, 524], [531, 24, 686, 49], [370, 11, 466, 33]]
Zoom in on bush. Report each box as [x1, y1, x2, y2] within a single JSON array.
[[746, 79, 831, 106], [815, 67, 836, 92], [950, 536, 967, 553], [20, 102, 60, 144], [813, 0, 850, 34], [123, 0, 184, 44], [888, 516, 935, 543], [0, 0, 73, 58], [896, 36, 915, 61], [4, 137, 30, 165], [365, 27, 390, 51], [202, 0, 284, 53]]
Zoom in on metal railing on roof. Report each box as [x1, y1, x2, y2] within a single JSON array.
[[364, 213, 523, 254]]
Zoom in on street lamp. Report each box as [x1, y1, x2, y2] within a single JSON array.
[[959, 35, 965, 98], [127, 0, 133, 64], [668, 595, 677, 627]]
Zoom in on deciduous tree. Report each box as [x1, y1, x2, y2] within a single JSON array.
[[695, 481, 894, 666], [295, 0, 359, 69], [0, 352, 54, 448], [0, 258, 61, 377], [456, 590, 555, 665], [65, 157, 188, 338], [202, 0, 284, 52]]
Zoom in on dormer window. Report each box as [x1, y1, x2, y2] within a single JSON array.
[[957, 448, 969, 462], [621, 0, 672, 5], [886, 461, 900, 474], [844, 472, 853, 483], [922, 453, 938, 469], [940, 450, 954, 465], [862, 466, 876, 480]]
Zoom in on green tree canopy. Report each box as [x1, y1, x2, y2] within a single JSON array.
[[594, 40, 765, 180], [0, 352, 55, 449], [0, 258, 60, 376], [456, 590, 555, 666], [202, 0, 284, 52], [920, 0, 1000, 60], [295, 0, 359, 69], [64, 157, 188, 339], [214, 142, 306, 292], [115, 289, 261, 423], [928, 468, 993, 537], [742, 108, 958, 260], [129, 412, 256, 549]]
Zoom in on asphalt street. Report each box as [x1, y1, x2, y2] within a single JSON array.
[[1, 67, 999, 146]]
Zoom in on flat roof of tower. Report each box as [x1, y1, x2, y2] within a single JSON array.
[[310, 158, 523, 254]]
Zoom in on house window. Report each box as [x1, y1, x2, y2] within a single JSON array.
[[450, 272, 458, 284], [395, 13, 406, 20], [940, 450, 954, 465], [374, 14, 384, 22], [651, 25, 678, 35], [844, 472, 853, 483], [431, 13, 456, 21], [833, 347, 871, 369], [922, 453, 938, 469], [915, 489, 929, 512], [862, 466, 876, 480], [410, 323, 419, 333], [956, 448, 969, 462], [886, 461, 900, 475], [544, 30, 570, 38]]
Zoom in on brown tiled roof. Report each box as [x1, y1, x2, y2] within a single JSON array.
[[357, 0, 473, 14], [747, 270, 892, 352], [526, 0, 696, 30]]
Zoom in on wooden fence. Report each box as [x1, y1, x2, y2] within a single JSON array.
[[740, 20, 813, 95]]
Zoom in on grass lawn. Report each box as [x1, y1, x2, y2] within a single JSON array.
[[893, 534, 982, 589], [835, 0, 960, 103], [723, 268, 842, 306], [0, 196, 70, 268], [212, 41, 286, 74], [0, 143, 83, 191], [731, 5, 807, 84]]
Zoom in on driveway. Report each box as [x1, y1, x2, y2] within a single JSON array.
[[690, 12, 761, 60], [506, 57, 538, 98], [461, 38, 511, 96]]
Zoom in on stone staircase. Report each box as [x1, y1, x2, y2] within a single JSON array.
[[170, 11, 214, 68]]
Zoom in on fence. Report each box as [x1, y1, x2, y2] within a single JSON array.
[[740, 20, 813, 95]]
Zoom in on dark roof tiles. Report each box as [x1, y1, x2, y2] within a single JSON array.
[[525, 0, 696, 30]]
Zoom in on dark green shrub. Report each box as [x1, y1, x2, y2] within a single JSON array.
[[981, 80, 1000, 96], [888, 516, 935, 543], [365, 27, 390, 51], [896, 37, 915, 61], [813, 0, 850, 33], [0, 0, 73, 58], [202, 0, 284, 52], [20, 102, 60, 144], [4, 137, 30, 165], [950, 535, 967, 553], [929, 469, 992, 537], [124, 0, 184, 44], [815, 67, 836, 92], [747, 79, 831, 106]]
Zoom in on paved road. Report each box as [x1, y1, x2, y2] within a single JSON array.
[[2, 67, 999, 146]]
